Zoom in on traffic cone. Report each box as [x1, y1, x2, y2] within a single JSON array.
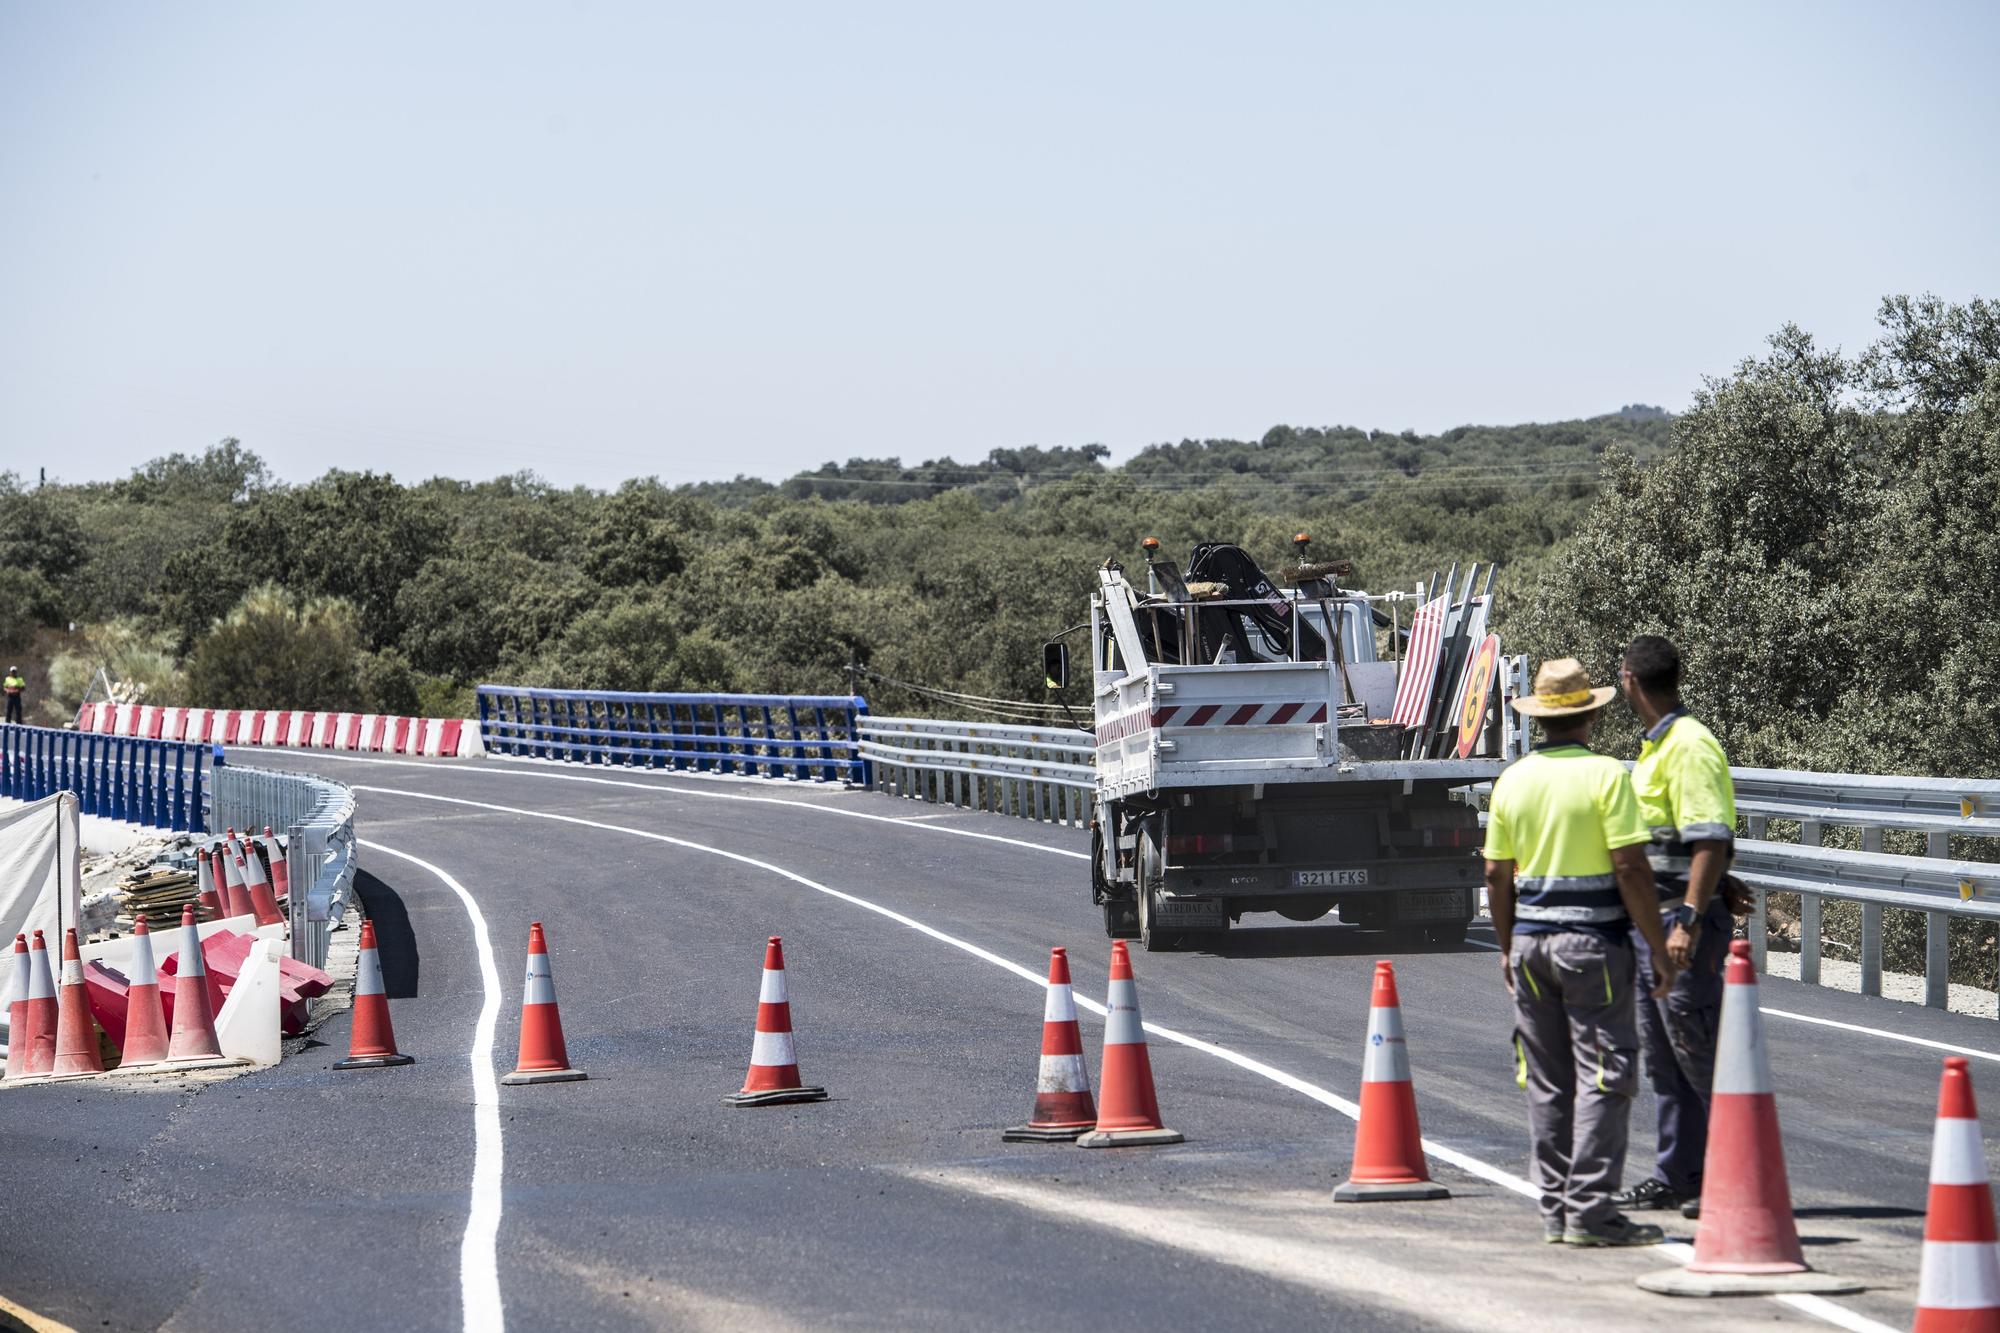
[[501, 922, 585, 1085], [1077, 941, 1181, 1147], [17, 931, 58, 1076], [166, 905, 225, 1061], [1335, 960, 1448, 1201], [5, 935, 29, 1079], [261, 827, 290, 903], [195, 848, 222, 918], [334, 920, 413, 1069], [724, 936, 827, 1107], [50, 928, 106, 1077], [238, 845, 285, 928], [1003, 946, 1096, 1142], [1914, 1057, 2000, 1331], [121, 914, 170, 1067], [220, 842, 256, 921], [1639, 941, 1859, 1295]]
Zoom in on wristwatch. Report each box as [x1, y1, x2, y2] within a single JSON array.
[[1674, 903, 1701, 931]]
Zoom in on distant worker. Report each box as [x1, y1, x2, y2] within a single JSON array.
[[3, 667, 23, 725], [1484, 657, 1678, 1246], [1610, 635, 1739, 1222]]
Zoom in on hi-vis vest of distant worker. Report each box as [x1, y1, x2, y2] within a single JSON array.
[[2, 674, 22, 696], [1630, 711, 1735, 904]]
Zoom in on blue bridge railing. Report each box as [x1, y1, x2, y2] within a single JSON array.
[[475, 687, 868, 783], [0, 724, 210, 833]]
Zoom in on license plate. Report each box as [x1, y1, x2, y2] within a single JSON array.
[[1157, 897, 1227, 929], [1290, 869, 1370, 888], [1400, 889, 1466, 921]]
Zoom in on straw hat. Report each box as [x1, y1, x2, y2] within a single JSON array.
[[1510, 657, 1617, 718]]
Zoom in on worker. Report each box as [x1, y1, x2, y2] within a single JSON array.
[[1610, 635, 1739, 1222], [1484, 657, 1678, 1247], [3, 667, 23, 725]]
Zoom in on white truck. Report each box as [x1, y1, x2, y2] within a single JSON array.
[[1046, 539, 1527, 952]]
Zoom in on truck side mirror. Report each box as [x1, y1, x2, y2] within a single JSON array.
[[1043, 641, 1069, 690]]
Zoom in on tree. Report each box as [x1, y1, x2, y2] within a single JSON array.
[[184, 586, 368, 710]]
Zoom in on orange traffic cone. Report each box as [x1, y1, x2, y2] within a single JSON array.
[[196, 849, 223, 918], [725, 936, 828, 1107], [261, 827, 290, 903], [121, 914, 170, 1067], [220, 842, 256, 920], [334, 920, 413, 1069], [16, 931, 58, 1076], [166, 905, 225, 1061], [1335, 960, 1447, 1201], [501, 922, 585, 1085], [50, 928, 106, 1077], [1639, 941, 1858, 1295], [238, 845, 285, 928], [5, 935, 29, 1080], [1077, 941, 1181, 1148], [1004, 946, 1096, 1142], [1915, 1057, 2000, 1330]]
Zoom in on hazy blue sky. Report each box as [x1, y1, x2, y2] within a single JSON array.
[[2, 2, 1993, 489]]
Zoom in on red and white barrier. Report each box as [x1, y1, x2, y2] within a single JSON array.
[[74, 702, 481, 758]]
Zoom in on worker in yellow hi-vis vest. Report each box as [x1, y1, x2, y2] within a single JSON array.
[[3, 667, 24, 725]]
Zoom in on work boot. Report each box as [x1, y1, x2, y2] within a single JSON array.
[[1543, 1216, 1565, 1244], [1610, 1177, 1689, 1211], [1564, 1214, 1666, 1247], [1681, 1197, 1701, 1220]]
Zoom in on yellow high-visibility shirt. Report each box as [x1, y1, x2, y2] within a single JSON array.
[[1484, 743, 1651, 936]]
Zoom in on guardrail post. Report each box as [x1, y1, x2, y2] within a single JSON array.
[[1925, 830, 1952, 1009], [1859, 826, 1884, 997], [1793, 819, 1822, 985]]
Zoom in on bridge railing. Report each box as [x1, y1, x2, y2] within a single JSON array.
[[212, 764, 357, 970], [857, 716, 1095, 827], [475, 686, 868, 783], [0, 724, 209, 833]]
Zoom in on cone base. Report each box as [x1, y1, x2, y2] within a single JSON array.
[[502, 1066, 587, 1085], [1333, 1179, 1450, 1202], [1003, 1123, 1092, 1142], [335, 1052, 416, 1070], [1077, 1126, 1183, 1148], [1636, 1267, 1862, 1297], [724, 1085, 827, 1107]]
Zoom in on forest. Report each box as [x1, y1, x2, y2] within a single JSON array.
[[1, 294, 1993, 790]]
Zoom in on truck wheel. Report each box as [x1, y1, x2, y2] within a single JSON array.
[[1136, 827, 1181, 953], [1102, 899, 1139, 939], [1423, 918, 1471, 948]]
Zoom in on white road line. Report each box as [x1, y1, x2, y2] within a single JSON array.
[[294, 751, 1091, 860], [360, 838, 506, 1333], [353, 785, 1888, 1333]]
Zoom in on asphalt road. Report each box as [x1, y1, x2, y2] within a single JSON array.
[[4, 750, 1994, 1332]]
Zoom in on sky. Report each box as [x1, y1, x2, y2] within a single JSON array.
[[1, 2, 1994, 490]]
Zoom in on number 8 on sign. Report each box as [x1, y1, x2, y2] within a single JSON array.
[[1454, 635, 1501, 759]]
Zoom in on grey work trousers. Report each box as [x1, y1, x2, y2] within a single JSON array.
[[1511, 930, 1641, 1233]]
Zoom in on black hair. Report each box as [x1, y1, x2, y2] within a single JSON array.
[[1538, 713, 1596, 745], [1622, 635, 1682, 696]]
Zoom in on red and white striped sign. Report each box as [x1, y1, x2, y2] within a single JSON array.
[[1389, 595, 1449, 728], [1152, 702, 1329, 728]]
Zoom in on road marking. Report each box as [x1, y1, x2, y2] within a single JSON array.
[[297, 751, 1091, 860], [0, 1291, 79, 1333], [353, 785, 1887, 1333], [359, 839, 506, 1333]]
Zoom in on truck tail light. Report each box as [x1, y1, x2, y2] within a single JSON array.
[[1167, 834, 1234, 855]]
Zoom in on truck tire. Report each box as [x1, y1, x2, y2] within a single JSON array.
[[1136, 826, 1181, 953]]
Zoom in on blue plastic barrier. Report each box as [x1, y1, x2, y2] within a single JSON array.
[[475, 687, 868, 783], [0, 724, 209, 833]]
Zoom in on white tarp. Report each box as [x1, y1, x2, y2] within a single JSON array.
[[0, 793, 85, 1034]]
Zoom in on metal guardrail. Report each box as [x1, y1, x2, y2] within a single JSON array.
[[476, 686, 867, 783], [858, 716, 1094, 827], [211, 764, 357, 970], [856, 713, 2000, 1011], [0, 724, 209, 833]]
